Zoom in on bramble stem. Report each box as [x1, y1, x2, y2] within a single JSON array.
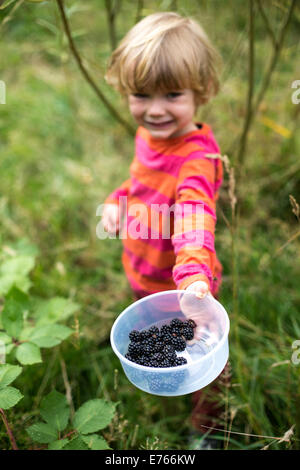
[[0, 408, 18, 450]]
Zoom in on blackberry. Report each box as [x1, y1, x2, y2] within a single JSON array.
[[141, 343, 153, 355], [162, 332, 174, 345], [175, 356, 187, 366], [128, 342, 142, 357], [153, 341, 165, 353], [162, 347, 177, 365], [160, 359, 173, 368], [125, 353, 134, 362], [135, 355, 147, 365], [170, 327, 182, 337], [125, 317, 193, 372], [163, 344, 176, 354], [148, 326, 159, 337], [129, 330, 141, 342], [170, 318, 184, 329], [149, 359, 160, 368], [147, 375, 162, 392], [172, 337, 186, 352], [186, 319, 196, 329], [151, 352, 164, 363], [181, 326, 194, 340], [139, 330, 150, 341], [160, 324, 171, 336]]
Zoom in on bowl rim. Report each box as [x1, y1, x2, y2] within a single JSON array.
[[110, 290, 230, 373]]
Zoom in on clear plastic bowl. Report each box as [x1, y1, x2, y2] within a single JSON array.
[[110, 290, 230, 396]]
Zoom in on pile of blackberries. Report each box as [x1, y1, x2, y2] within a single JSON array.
[[125, 318, 196, 368]]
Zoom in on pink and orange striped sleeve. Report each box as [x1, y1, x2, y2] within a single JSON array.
[[104, 178, 131, 205], [172, 153, 222, 292]]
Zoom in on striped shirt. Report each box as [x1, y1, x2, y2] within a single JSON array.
[[105, 123, 223, 298]]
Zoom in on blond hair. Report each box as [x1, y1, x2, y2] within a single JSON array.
[[105, 12, 221, 106]]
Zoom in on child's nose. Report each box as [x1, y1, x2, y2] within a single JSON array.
[[147, 98, 165, 116]]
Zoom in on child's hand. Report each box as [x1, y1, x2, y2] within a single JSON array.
[[102, 204, 120, 235], [180, 281, 215, 341], [186, 280, 211, 299]]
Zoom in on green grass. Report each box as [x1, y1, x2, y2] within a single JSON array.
[[0, 0, 300, 450]]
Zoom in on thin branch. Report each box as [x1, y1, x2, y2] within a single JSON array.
[[256, 0, 277, 48], [252, 0, 297, 117], [55, 0, 135, 136], [104, 0, 121, 51], [0, 408, 18, 450], [0, 0, 24, 33], [236, 0, 255, 174], [236, 0, 297, 177]]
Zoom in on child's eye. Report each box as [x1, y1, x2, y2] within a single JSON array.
[[132, 93, 149, 99], [166, 92, 183, 99]]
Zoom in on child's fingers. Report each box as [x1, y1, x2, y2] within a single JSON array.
[[102, 206, 120, 234]]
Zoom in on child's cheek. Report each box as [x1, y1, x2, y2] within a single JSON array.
[[129, 104, 144, 123]]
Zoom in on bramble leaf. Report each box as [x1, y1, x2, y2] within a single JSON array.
[[61, 434, 89, 450], [33, 297, 80, 326], [40, 390, 70, 432], [0, 255, 35, 295], [26, 422, 58, 444], [48, 438, 69, 450], [27, 324, 73, 348], [0, 386, 23, 409], [82, 433, 111, 450], [73, 399, 117, 434], [0, 364, 22, 388], [15, 342, 42, 365]]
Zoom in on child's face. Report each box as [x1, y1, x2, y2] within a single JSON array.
[[128, 89, 197, 139]]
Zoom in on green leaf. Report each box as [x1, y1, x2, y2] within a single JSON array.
[[73, 399, 117, 435], [16, 342, 42, 365], [48, 438, 69, 450], [0, 386, 23, 409], [26, 422, 58, 444], [33, 297, 80, 326], [61, 435, 89, 450], [7, 238, 39, 257], [82, 434, 111, 450], [0, 0, 17, 10], [28, 324, 73, 348], [0, 332, 12, 345], [1, 287, 29, 338], [0, 255, 35, 295], [0, 364, 22, 388], [40, 390, 70, 432]]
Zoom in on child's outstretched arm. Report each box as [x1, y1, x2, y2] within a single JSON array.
[[172, 152, 222, 295]]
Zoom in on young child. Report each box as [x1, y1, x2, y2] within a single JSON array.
[[102, 11, 225, 447]]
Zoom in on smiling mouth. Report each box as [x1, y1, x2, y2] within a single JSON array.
[[145, 120, 174, 128]]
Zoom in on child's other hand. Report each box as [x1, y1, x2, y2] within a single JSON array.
[[102, 204, 120, 235]]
